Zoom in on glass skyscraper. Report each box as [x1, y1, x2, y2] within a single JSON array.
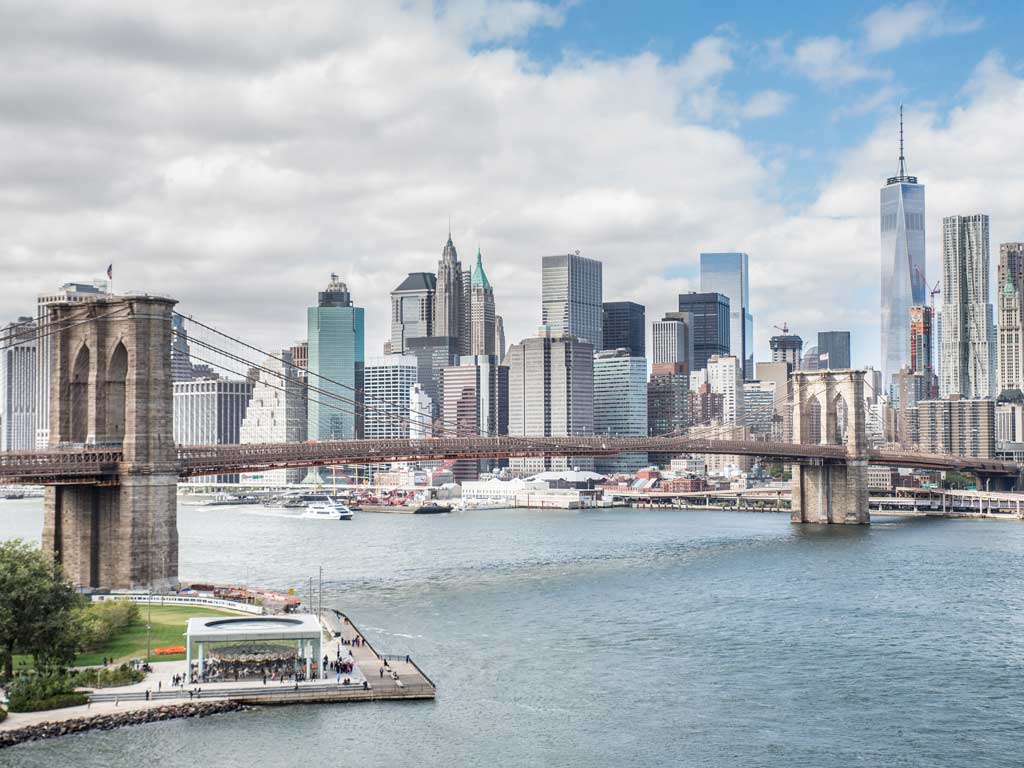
[[307, 274, 365, 441], [678, 292, 730, 374], [880, 109, 926, 391], [542, 253, 603, 346], [699, 252, 753, 379], [601, 301, 645, 357]]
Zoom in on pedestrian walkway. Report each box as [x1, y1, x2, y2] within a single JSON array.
[[322, 609, 435, 694]]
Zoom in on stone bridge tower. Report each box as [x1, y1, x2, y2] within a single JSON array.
[[789, 370, 870, 525], [41, 295, 179, 590]]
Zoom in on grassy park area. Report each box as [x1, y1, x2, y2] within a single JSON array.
[[75, 605, 245, 665], [11, 604, 246, 674]]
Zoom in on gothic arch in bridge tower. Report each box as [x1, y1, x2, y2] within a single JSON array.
[[799, 394, 822, 445], [70, 343, 91, 444], [105, 341, 128, 443], [789, 369, 869, 525], [831, 393, 849, 446]]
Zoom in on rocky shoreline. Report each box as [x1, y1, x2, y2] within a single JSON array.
[[0, 701, 251, 749]]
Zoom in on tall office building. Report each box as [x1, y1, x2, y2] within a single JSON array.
[[173, 379, 253, 446], [35, 280, 108, 448], [652, 313, 693, 369], [652, 312, 693, 369], [469, 249, 496, 357], [389, 272, 435, 354], [678, 292, 730, 373], [909, 306, 938, 398], [506, 329, 594, 473], [917, 397, 995, 458], [170, 314, 195, 382], [494, 316, 506, 362], [601, 301, 645, 357], [593, 349, 648, 474], [802, 345, 819, 372], [434, 232, 469, 355], [705, 354, 744, 425], [541, 253, 603, 346], [239, 352, 307, 485], [689, 382, 724, 426], [174, 378, 252, 484], [1, 318, 37, 451], [940, 215, 995, 399], [307, 274, 365, 441], [743, 379, 776, 435], [756, 361, 791, 441], [769, 332, 803, 370], [289, 341, 308, 378], [406, 335, 459, 429], [997, 243, 1024, 395], [648, 363, 689, 438], [409, 383, 433, 440], [700, 253, 753, 379], [441, 354, 509, 481], [880, 108, 927, 389], [363, 355, 419, 440], [817, 331, 851, 370]]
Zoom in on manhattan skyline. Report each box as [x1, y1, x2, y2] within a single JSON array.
[[1, 1, 1023, 372]]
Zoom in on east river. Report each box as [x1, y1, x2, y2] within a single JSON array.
[[2, 499, 1024, 767]]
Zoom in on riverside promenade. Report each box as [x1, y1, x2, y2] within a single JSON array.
[[0, 609, 434, 746]]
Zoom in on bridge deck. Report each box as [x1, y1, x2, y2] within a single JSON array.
[[0, 437, 1018, 485]]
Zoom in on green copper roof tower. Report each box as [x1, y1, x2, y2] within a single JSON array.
[[469, 248, 496, 356]]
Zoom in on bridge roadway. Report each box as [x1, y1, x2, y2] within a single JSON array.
[[0, 436, 1018, 485]]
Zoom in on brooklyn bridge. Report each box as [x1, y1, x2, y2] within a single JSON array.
[[1, 294, 1018, 590]]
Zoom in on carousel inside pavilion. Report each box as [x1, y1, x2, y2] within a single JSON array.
[[184, 615, 324, 683]]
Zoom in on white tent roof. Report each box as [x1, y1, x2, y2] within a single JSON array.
[[185, 613, 321, 644], [527, 470, 606, 483]]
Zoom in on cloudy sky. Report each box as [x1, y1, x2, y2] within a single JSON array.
[[2, 0, 1023, 367]]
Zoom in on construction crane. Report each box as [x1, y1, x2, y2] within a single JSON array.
[[913, 265, 940, 311], [773, 322, 790, 335]]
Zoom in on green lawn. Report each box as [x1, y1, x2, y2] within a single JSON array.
[[12, 605, 247, 671], [75, 605, 247, 665]]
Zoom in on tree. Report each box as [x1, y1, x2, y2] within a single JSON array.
[[0, 540, 82, 680]]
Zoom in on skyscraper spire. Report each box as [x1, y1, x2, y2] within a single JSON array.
[[897, 103, 908, 178]]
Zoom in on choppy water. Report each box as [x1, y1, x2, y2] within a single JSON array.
[[2, 499, 1024, 767]]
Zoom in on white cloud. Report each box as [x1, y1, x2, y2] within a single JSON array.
[[439, 0, 569, 43], [862, 1, 983, 53], [830, 85, 901, 121], [0, 2, 1020, 374], [791, 36, 889, 86], [741, 89, 791, 119], [676, 34, 733, 85]]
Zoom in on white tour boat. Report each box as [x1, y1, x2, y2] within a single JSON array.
[[300, 494, 354, 520]]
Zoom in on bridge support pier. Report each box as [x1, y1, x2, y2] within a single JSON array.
[[790, 462, 869, 524], [43, 478, 178, 591], [40, 295, 179, 591]]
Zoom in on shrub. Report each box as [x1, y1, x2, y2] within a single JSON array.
[[5, 671, 87, 712], [72, 664, 144, 688], [8, 693, 87, 712], [0, 707, 7, 722], [76, 600, 141, 652]]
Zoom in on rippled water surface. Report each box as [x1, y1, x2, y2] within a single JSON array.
[[2, 499, 1024, 767]]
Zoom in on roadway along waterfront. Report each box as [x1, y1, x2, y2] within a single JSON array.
[[2, 498, 1024, 767]]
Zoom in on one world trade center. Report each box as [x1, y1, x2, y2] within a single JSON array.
[[880, 106, 926, 394]]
